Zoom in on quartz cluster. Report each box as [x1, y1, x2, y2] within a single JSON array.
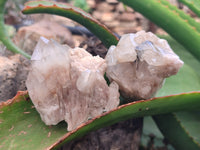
[[105, 31, 184, 100], [26, 37, 119, 131], [26, 30, 183, 130]]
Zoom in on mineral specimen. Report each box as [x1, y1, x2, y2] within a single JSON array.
[[26, 37, 119, 131], [105, 31, 184, 100]]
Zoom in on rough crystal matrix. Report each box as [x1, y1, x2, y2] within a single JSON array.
[[105, 31, 184, 100], [26, 37, 119, 131]]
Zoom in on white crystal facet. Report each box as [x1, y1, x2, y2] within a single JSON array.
[[26, 37, 119, 131], [105, 31, 184, 100]]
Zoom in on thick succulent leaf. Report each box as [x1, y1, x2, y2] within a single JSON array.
[[140, 36, 200, 150], [157, 36, 200, 96], [175, 111, 200, 144], [154, 44, 200, 149], [22, 0, 118, 48], [141, 116, 165, 148], [0, 91, 68, 150], [0, 1, 30, 58], [178, 0, 200, 17], [119, 0, 200, 61], [155, 77, 200, 150], [157, 73, 200, 150], [141, 116, 175, 150], [157, 37, 200, 149], [1, 91, 200, 150], [144, 64, 200, 149], [153, 112, 200, 150]]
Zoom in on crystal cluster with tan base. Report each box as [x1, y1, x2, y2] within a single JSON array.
[[26, 37, 119, 131]]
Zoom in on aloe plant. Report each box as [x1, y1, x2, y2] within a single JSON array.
[[178, 0, 200, 17], [0, 90, 200, 150], [0, 1, 30, 58], [0, 0, 200, 149]]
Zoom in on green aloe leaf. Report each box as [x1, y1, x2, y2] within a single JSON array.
[[157, 36, 200, 96], [154, 74, 200, 150], [155, 37, 200, 150], [139, 36, 200, 150], [1, 90, 200, 150], [153, 112, 200, 150], [119, 0, 200, 61], [143, 64, 200, 149], [141, 116, 166, 148], [0, 91, 68, 150], [178, 0, 200, 17], [22, 0, 118, 48], [0, 1, 30, 59], [145, 63, 200, 149]]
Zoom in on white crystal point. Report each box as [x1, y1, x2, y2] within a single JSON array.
[[106, 45, 117, 66], [76, 69, 95, 94], [26, 38, 119, 131], [105, 31, 184, 100], [114, 34, 137, 63], [31, 37, 49, 61]]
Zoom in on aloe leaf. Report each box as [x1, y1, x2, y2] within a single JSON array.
[[119, 0, 200, 61], [139, 36, 200, 150], [157, 36, 200, 96], [156, 37, 200, 149], [1, 91, 200, 150], [143, 64, 200, 149], [153, 112, 200, 150], [22, 0, 118, 48], [178, 0, 200, 17], [141, 116, 172, 149], [0, 1, 30, 59], [0, 91, 68, 150], [150, 64, 200, 149]]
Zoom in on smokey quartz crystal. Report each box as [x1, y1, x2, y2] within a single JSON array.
[[105, 31, 184, 100], [26, 37, 119, 131]]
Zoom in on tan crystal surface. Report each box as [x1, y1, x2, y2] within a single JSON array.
[[26, 37, 119, 131], [105, 31, 184, 100]]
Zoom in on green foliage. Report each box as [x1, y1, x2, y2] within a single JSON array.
[[0, 1, 30, 58], [154, 112, 200, 150], [0, 92, 68, 150], [178, 0, 200, 17], [1, 91, 200, 149], [142, 35, 200, 149]]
